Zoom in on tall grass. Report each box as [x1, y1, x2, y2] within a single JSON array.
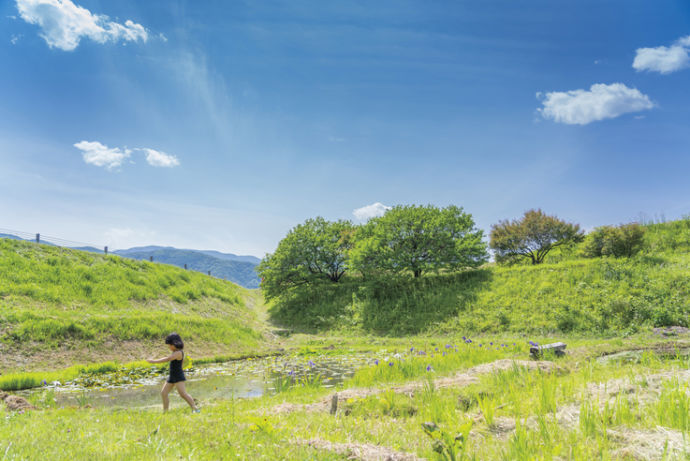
[[0, 239, 263, 350]]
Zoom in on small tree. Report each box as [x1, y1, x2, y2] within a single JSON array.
[[583, 223, 645, 258], [490, 209, 583, 265], [258, 217, 354, 300], [350, 204, 487, 278]]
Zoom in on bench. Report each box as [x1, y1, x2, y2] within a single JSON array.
[[530, 342, 567, 358]]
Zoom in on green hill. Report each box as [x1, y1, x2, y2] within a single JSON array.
[[0, 238, 268, 372], [115, 247, 260, 288], [271, 219, 690, 334]]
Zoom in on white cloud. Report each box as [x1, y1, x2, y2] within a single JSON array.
[[633, 35, 690, 74], [10, 34, 21, 45], [537, 83, 654, 125], [633, 46, 689, 74], [353, 202, 391, 220], [16, 0, 147, 51], [74, 141, 131, 170], [139, 148, 180, 168]]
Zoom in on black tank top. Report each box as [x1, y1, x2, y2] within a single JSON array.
[[168, 351, 185, 383]]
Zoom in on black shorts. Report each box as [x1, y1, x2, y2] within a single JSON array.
[[167, 375, 186, 384]]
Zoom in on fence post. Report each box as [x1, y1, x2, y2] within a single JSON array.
[[207, 270, 211, 276], [36, 233, 40, 243], [184, 264, 187, 270], [104, 246, 108, 255], [149, 256, 153, 262]]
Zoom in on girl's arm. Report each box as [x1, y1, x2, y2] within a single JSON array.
[[146, 351, 182, 364]]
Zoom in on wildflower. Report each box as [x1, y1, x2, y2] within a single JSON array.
[[426, 365, 433, 372], [445, 344, 452, 349], [388, 362, 394, 367], [434, 347, 438, 351], [374, 359, 379, 366], [489, 342, 493, 346], [393, 353, 402, 359], [41, 379, 47, 386], [479, 344, 483, 347], [462, 336, 466, 340], [418, 350, 426, 356], [442, 351, 446, 356], [410, 347, 415, 352], [288, 370, 295, 377], [307, 360, 315, 368]]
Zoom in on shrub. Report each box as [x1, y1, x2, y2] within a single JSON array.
[[584, 223, 645, 258]]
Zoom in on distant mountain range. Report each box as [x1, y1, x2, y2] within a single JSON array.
[[114, 246, 261, 288], [0, 235, 261, 289]]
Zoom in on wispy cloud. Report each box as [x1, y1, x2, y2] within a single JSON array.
[[10, 34, 21, 45], [633, 35, 690, 74], [74, 141, 131, 170], [537, 83, 654, 125], [138, 148, 180, 168], [15, 0, 148, 51], [353, 202, 391, 220]]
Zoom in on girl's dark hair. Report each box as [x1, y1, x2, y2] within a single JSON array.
[[165, 332, 184, 349]]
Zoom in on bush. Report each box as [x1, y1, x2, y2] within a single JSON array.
[[584, 223, 645, 258]]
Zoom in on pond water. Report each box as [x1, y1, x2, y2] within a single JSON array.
[[21, 353, 379, 409]]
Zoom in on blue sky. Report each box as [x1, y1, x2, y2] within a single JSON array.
[[1, 0, 689, 256]]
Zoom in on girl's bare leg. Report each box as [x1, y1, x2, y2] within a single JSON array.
[[175, 382, 198, 410], [160, 382, 174, 412]]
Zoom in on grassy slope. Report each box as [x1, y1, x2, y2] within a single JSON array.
[[445, 219, 690, 333], [0, 238, 269, 372], [272, 219, 690, 334]]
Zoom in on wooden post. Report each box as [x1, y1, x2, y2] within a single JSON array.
[[104, 246, 108, 255], [329, 393, 338, 415], [184, 264, 187, 270], [149, 256, 153, 262], [207, 270, 211, 276], [36, 233, 40, 243]]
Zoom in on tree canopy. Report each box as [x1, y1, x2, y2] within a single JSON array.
[[257, 217, 354, 300], [490, 209, 583, 265], [350, 204, 487, 277]]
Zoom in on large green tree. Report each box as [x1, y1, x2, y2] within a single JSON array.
[[350, 204, 487, 278], [257, 217, 354, 300], [490, 209, 583, 265]]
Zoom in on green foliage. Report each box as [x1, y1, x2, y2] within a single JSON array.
[[583, 223, 645, 258], [258, 217, 354, 300], [421, 420, 473, 461], [351, 204, 487, 278], [490, 209, 584, 265]]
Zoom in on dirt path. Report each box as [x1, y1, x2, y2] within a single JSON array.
[[297, 439, 425, 461], [271, 359, 559, 414]]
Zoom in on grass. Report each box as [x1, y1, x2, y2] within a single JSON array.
[[0, 238, 268, 372], [2, 335, 688, 460], [270, 218, 690, 334]]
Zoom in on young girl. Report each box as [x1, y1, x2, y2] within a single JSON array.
[[147, 333, 200, 413]]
